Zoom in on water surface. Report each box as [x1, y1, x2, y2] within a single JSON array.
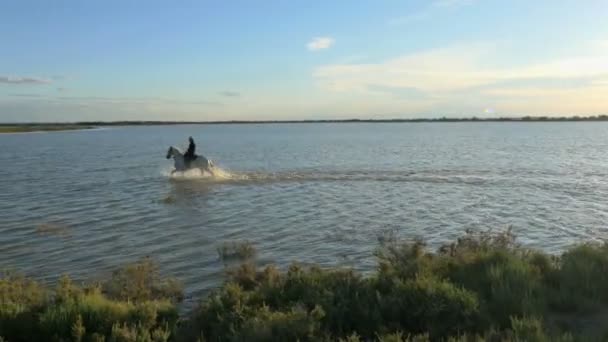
[[1, 123, 608, 303]]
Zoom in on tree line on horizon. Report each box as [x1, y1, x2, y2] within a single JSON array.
[[2, 114, 608, 126]]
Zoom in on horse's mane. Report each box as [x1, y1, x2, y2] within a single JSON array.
[[170, 146, 183, 153]]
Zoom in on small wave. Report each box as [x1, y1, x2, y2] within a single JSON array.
[[209, 170, 493, 185], [162, 167, 511, 186], [164, 166, 249, 181]]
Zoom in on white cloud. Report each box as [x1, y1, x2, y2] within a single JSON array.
[[314, 42, 608, 115], [590, 39, 608, 52], [389, 0, 474, 26], [8, 93, 42, 97], [315, 43, 608, 92], [0, 76, 51, 85], [387, 12, 429, 26], [314, 43, 496, 92], [307, 37, 334, 51], [219, 91, 240, 97]]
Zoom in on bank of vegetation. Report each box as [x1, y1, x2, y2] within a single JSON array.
[[0, 124, 95, 133], [3, 230, 608, 341], [3, 114, 608, 133]]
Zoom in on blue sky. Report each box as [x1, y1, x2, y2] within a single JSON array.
[[1, 0, 607, 122]]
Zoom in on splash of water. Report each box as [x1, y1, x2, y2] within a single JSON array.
[[163, 166, 249, 181]]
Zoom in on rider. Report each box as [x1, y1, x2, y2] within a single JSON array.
[[184, 136, 196, 167]]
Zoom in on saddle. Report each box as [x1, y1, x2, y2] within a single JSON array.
[[184, 154, 198, 168]]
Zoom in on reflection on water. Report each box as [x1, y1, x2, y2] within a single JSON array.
[[1, 122, 608, 308]]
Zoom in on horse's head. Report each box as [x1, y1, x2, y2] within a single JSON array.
[[166, 146, 174, 159]]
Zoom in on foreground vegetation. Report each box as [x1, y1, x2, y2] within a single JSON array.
[[4, 231, 608, 341]]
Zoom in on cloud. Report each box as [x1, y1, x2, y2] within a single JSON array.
[[314, 43, 494, 92], [389, 0, 474, 26], [8, 93, 43, 97], [219, 91, 240, 97], [595, 39, 608, 50], [387, 12, 429, 26], [313, 42, 608, 115], [0, 76, 51, 85], [0, 98, 222, 123], [315, 43, 608, 92], [307, 37, 334, 51], [367, 85, 430, 100], [53, 95, 222, 106]]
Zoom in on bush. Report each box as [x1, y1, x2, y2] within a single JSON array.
[[377, 276, 479, 337], [551, 244, 608, 311], [6, 230, 608, 341], [38, 285, 177, 341], [236, 305, 325, 341], [0, 272, 48, 341], [102, 257, 183, 303], [443, 249, 546, 327], [1, 261, 179, 342], [0, 271, 47, 308]]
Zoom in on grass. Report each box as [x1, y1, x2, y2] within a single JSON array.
[[4, 230, 608, 341]]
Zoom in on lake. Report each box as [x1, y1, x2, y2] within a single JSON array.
[[1, 122, 608, 303]]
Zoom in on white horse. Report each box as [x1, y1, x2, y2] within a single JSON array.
[[166, 146, 215, 175]]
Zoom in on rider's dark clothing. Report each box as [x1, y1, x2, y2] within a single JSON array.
[[184, 139, 196, 167], [185, 140, 195, 158]]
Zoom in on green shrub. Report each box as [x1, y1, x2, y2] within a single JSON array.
[[179, 282, 248, 341], [1, 261, 179, 342], [0, 271, 47, 307], [377, 276, 479, 337], [102, 257, 183, 303], [378, 332, 430, 342], [235, 305, 325, 341], [375, 238, 433, 281], [508, 316, 548, 342], [551, 243, 608, 311], [109, 322, 171, 342], [6, 230, 608, 341], [279, 265, 378, 337], [39, 286, 176, 341], [444, 250, 545, 326], [0, 271, 48, 341]]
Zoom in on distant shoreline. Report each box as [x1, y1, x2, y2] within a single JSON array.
[[0, 124, 96, 134], [1, 115, 608, 131]]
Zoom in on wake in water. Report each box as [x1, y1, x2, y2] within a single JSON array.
[[163, 165, 249, 181], [163, 167, 501, 186]]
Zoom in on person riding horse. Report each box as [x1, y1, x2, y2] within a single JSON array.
[[184, 136, 197, 168], [166, 137, 214, 175]]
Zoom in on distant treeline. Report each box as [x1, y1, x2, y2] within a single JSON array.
[[2, 115, 608, 127]]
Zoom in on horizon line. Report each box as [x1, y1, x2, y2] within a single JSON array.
[[2, 114, 608, 126]]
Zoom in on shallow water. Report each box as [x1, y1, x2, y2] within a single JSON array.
[[1, 123, 608, 304]]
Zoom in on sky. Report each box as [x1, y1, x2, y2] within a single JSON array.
[[1, 0, 607, 122]]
